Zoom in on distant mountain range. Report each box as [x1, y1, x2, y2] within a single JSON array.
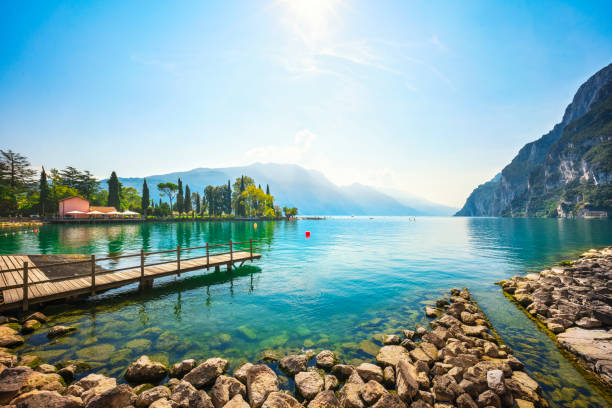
[[456, 63, 612, 218], [116, 163, 456, 216]]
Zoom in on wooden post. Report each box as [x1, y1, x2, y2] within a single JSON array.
[[249, 239, 253, 260], [206, 242, 209, 267], [177, 245, 181, 276], [91, 255, 96, 295], [22, 262, 29, 312], [140, 250, 145, 280], [230, 240, 233, 262]]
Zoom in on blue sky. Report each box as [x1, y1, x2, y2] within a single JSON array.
[[1, 1, 611, 207]]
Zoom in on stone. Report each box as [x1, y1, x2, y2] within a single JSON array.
[[425, 306, 438, 318], [57, 365, 76, 384], [455, 393, 477, 408], [575, 317, 601, 328], [262, 391, 301, 408], [324, 375, 338, 391], [294, 371, 323, 400], [150, 399, 176, 408], [21, 320, 42, 334], [0, 366, 36, 404], [9, 390, 82, 408], [125, 355, 169, 384], [384, 334, 402, 345], [224, 394, 250, 408], [355, 363, 383, 383], [403, 330, 415, 339], [486, 369, 505, 395], [383, 366, 395, 387], [307, 390, 340, 408], [371, 393, 406, 408], [19, 355, 42, 368], [233, 363, 253, 385], [420, 343, 439, 361], [183, 358, 228, 388], [360, 380, 387, 405], [508, 371, 541, 403], [170, 359, 196, 379], [546, 322, 565, 333], [330, 364, 353, 380], [476, 390, 500, 408], [0, 351, 17, 367], [432, 374, 462, 402], [409, 347, 432, 365], [396, 359, 418, 403], [47, 326, 77, 338], [0, 333, 24, 348], [86, 384, 137, 408], [337, 383, 364, 408], [515, 399, 535, 408], [37, 364, 57, 374], [279, 354, 309, 377], [135, 386, 172, 408], [316, 350, 335, 370], [210, 375, 246, 408], [71, 373, 117, 405], [246, 365, 279, 408], [169, 380, 213, 408], [23, 312, 48, 323]]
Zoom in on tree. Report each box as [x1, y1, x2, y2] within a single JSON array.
[[158, 182, 178, 215], [226, 180, 232, 215], [232, 175, 254, 216], [266, 184, 270, 195], [0, 150, 37, 216], [283, 206, 298, 217], [120, 187, 141, 211], [184, 185, 192, 213], [59, 167, 99, 199], [141, 178, 150, 216], [204, 185, 216, 216], [39, 167, 51, 216], [192, 192, 201, 214], [107, 171, 121, 210], [176, 178, 184, 213]]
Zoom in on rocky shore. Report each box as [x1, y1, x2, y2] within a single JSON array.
[[0, 288, 548, 408], [498, 247, 612, 388]]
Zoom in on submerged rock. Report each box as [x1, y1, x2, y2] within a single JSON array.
[[124, 355, 169, 384]]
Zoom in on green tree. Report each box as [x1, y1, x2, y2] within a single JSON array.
[[192, 192, 201, 214], [39, 167, 51, 216], [0, 150, 37, 216], [232, 175, 254, 216], [184, 184, 192, 213], [226, 180, 232, 215], [141, 178, 150, 216], [107, 171, 121, 210], [266, 184, 270, 195], [157, 182, 178, 215], [176, 178, 184, 213], [283, 206, 298, 217], [121, 186, 142, 211]]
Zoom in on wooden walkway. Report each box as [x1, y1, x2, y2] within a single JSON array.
[[0, 240, 260, 312]]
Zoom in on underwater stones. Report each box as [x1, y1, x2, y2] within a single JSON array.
[[279, 354, 309, 377], [9, 390, 83, 408], [124, 355, 169, 384], [246, 364, 279, 408], [315, 350, 335, 370], [294, 371, 323, 400], [376, 345, 411, 367], [135, 386, 171, 408], [360, 380, 387, 405], [156, 332, 180, 349], [126, 338, 153, 354], [210, 375, 246, 408], [170, 359, 197, 379], [237, 326, 257, 340], [76, 344, 116, 362], [86, 384, 136, 408], [395, 359, 418, 403], [358, 340, 379, 356], [307, 390, 340, 408], [47, 326, 77, 338], [356, 363, 383, 383], [183, 358, 227, 389], [21, 319, 42, 334]]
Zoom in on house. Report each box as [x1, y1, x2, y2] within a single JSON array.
[[58, 197, 118, 218], [583, 209, 608, 218]]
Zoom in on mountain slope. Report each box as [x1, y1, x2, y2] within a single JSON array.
[[117, 163, 442, 215], [456, 63, 612, 217]]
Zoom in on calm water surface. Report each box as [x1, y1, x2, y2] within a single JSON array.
[[1, 217, 611, 407]]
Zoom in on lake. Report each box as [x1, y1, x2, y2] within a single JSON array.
[[1, 217, 611, 407]]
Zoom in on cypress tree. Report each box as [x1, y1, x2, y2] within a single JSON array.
[[184, 185, 192, 212], [141, 178, 150, 215], [266, 184, 270, 195], [226, 180, 232, 215], [238, 176, 245, 216], [107, 171, 121, 210], [176, 178, 184, 213], [39, 167, 50, 216], [195, 192, 201, 214]]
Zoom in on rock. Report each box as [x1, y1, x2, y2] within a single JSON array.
[[125, 356, 169, 384], [246, 365, 279, 408], [21, 320, 42, 334], [476, 390, 500, 408], [486, 370, 505, 395], [233, 363, 253, 385], [383, 366, 395, 387], [0, 333, 24, 348], [307, 390, 340, 408], [23, 312, 48, 323], [376, 345, 411, 367], [183, 358, 227, 388], [86, 384, 136, 408], [324, 375, 338, 391], [210, 375, 246, 408], [409, 347, 432, 365], [355, 363, 383, 383], [0, 366, 35, 403], [425, 306, 438, 318], [508, 371, 541, 403], [315, 350, 335, 370], [57, 365, 77, 384], [19, 355, 42, 368], [346, 370, 364, 385], [575, 317, 601, 328], [515, 399, 535, 408], [337, 383, 364, 408], [456, 393, 477, 408], [396, 359, 418, 403], [279, 355, 309, 377], [384, 334, 401, 345], [403, 330, 415, 339], [294, 371, 323, 400], [331, 364, 354, 380], [37, 364, 57, 374], [371, 393, 406, 408], [261, 391, 301, 408], [47, 326, 77, 338], [170, 359, 196, 379], [0, 351, 17, 367], [416, 326, 427, 336], [136, 386, 171, 408], [360, 380, 387, 405], [71, 373, 117, 405], [557, 327, 612, 386], [9, 390, 82, 408], [420, 343, 439, 361], [546, 322, 565, 333], [432, 374, 462, 402], [224, 394, 250, 408], [169, 380, 213, 408], [150, 399, 176, 408]]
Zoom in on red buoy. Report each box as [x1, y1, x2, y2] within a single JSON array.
[[305, 231, 311, 238]]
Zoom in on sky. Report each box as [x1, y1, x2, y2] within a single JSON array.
[[1, 1, 611, 207]]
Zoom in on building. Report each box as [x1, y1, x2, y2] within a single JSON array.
[[58, 197, 117, 218], [583, 209, 608, 218]]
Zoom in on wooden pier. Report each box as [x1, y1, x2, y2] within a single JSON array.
[[0, 240, 260, 312]]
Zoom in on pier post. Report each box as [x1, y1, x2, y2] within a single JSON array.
[[177, 245, 181, 276], [249, 239, 253, 261], [206, 242, 209, 270], [140, 250, 145, 280], [91, 254, 96, 295], [22, 262, 29, 312]]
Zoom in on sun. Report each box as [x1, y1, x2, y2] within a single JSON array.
[[278, 0, 343, 47]]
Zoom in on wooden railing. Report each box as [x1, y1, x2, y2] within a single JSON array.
[[2, 239, 258, 310]]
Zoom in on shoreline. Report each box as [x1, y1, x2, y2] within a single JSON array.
[[498, 247, 612, 396], [0, 288, 549, 407]]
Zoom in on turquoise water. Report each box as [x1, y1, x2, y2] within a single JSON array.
[[1, 217, 611, 407]]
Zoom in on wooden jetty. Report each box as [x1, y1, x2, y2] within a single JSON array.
[[0, 240, 260, 312]]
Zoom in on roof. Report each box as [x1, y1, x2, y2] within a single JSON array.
[[89, 206, 117, 213], [59, 196, 89, 202]]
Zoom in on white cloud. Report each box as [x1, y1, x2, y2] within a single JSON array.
[[244, 129, 317, 163]]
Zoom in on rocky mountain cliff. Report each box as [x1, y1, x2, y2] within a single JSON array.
[[456, 63, 612, 217]]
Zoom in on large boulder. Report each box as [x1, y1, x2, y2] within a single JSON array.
[[355, 363, 383, 383], [210, 375, 246, 408], [395, 360, 418, 403], [279, 355, 309, 377], [261, 391, 302, 408], [169, 359, 197, 379], [337, 383, 364, 408], [360, 380, 387, 405], [0, 366, 64, 404], [183, 358, 228, 389], [125, 356, 169, 384], [9, 390, 82, 408], [233, 363, 253, 385], [246, 365, 279, 408], [315, 350, 336, 370], [68, 373, 117, 405], [86, 384, 136, 408], [376, 346, 411, 367], [294, 371, 323, 400]]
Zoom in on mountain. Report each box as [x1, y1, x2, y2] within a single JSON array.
[[456, 63, 612, 217], [117, 163, 450, 216]]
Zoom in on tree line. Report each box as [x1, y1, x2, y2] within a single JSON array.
[[0, 149, 298, 218]]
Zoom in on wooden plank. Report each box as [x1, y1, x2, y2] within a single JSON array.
[[3, 256, 36, 300]]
